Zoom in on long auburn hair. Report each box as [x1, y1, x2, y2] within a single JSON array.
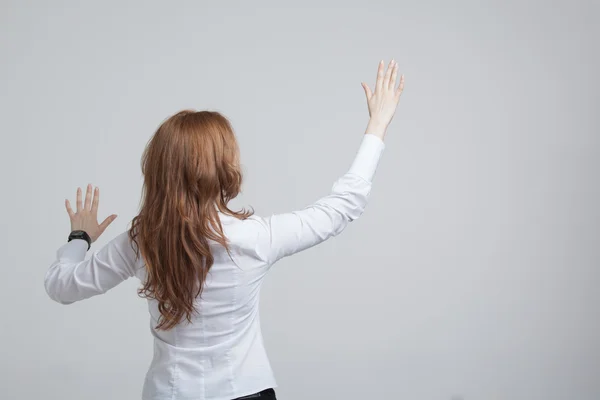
[[129, 110, 252, 330]]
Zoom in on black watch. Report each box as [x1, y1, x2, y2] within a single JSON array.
[[68, 230, 92, 251]]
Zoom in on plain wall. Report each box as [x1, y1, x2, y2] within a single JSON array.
[[1, 1, 598, 399]]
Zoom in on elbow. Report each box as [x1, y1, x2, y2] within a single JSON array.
[[44, 266, 74, 305], [344, 200, 367, 222], [44, 286, 74, 305], [345, 191, 370, 222], [349, 204, 367, 221]]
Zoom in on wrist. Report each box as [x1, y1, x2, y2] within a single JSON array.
[[68, 230, 92, 251], [365, 118, 388, 140]]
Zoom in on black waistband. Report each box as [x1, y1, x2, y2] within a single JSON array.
[[233, 388, 276, 399]]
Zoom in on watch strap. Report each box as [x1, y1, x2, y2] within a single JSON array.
[[68, 230, 92, 251]]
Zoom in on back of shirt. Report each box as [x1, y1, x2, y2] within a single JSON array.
[[136, 214, 278, 399]]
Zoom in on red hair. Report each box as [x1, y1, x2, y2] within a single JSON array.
[[129, 110, 252, 330]]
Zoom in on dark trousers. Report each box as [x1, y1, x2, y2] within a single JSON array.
[[233, 388, 277, 399]]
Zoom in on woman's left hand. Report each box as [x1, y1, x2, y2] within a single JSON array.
[[65, 184, 118, 242]]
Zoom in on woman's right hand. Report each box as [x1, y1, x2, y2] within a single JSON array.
[[361, 59, 405, 140]]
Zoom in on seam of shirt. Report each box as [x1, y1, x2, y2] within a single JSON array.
[[242, 215, 271, 267], [263, 216, 277, 267], [227, 261, 239, 394], [200, 299, 206, 400], [171, 325, 180, 400]]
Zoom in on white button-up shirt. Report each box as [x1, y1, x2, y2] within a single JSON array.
[[44, 133, 385, 400]]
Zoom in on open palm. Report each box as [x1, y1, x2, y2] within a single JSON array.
[[65, 184, 117, 243]]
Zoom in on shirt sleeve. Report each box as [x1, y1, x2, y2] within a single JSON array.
[[44, 230, 140, 304], [252, 133, 385, 266]]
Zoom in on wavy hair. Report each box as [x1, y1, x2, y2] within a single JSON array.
[[129, 110, 252, 330]]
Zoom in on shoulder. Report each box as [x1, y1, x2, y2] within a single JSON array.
[[219, 213, 271, 265]]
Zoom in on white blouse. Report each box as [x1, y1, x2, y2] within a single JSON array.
[[44, 133, 386, 400]]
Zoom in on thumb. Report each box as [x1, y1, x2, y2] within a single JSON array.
[[361, 82, 372, 100], [99, 214, 118, 234]]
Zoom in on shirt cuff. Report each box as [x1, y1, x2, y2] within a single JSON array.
[[347, 133, 385, 182], [57, 239, 89, 262]]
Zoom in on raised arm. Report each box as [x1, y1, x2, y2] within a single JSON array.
[[44, 184, 137, 304], [44, 231, 138, 304], [252, 59, 405, 266]]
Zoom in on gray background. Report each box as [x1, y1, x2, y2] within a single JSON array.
[[1, 1, 598, 399]]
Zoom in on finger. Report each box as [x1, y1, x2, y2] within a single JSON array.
[[99, 214, 118, 234], [65, 199, 75, 218], [395, 74, 405, 99], [92, 187, 99, 215], [361, 82, 373, 100], [383, 59, 394, 90], [389, 62, 398, 90], [375, 60, 384, 93], [84, 183, 93, 210], [76, 187, 83, 212]]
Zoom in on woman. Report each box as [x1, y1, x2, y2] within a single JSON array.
[[44, 60, 404, 400]]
